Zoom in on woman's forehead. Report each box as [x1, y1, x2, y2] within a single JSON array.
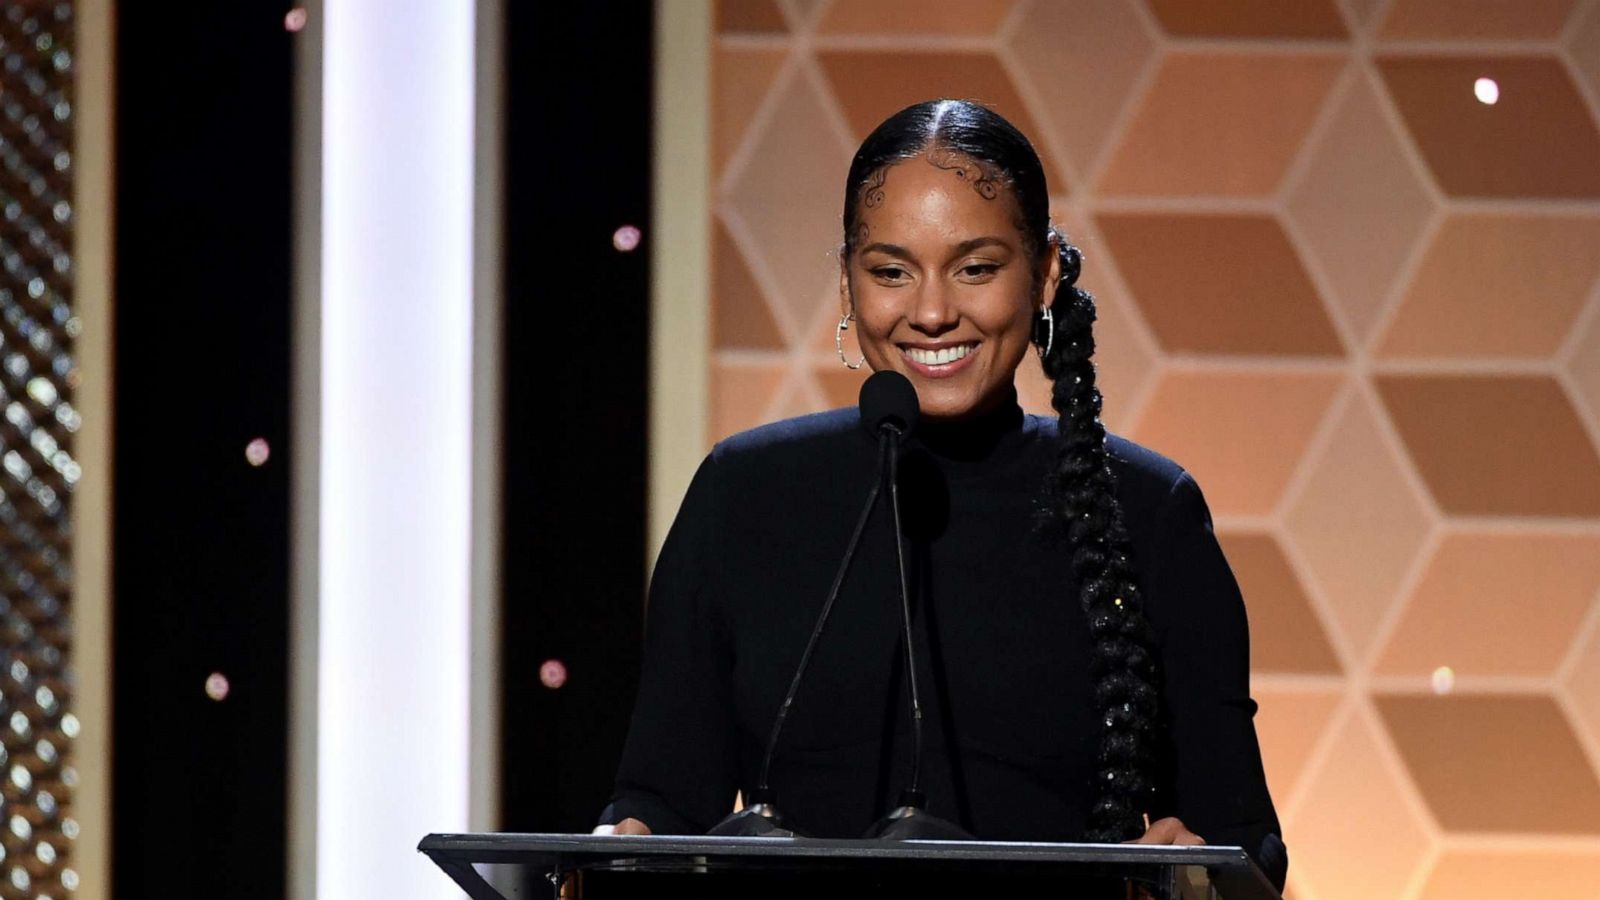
[[856, 156, 1024, 244]]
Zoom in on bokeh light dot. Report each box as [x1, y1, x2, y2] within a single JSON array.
[[612, 225, 641, 253], [285, 8, 308, 32], [1431, 665, 1455, 694], [205, 672, 230, 701], [245, 437, 271, 466], [539, 659, 567, 690], [1473, 77, 1499, 105]]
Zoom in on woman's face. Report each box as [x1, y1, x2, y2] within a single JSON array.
[[842, 153, 1056, 423]]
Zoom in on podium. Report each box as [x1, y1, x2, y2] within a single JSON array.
[[419, 833, 1283, 899]]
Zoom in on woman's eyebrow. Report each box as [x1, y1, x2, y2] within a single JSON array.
[[859, 236, 1012, 258]]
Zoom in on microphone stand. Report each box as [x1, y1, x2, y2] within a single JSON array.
[[707, 478, 883, 837], [864, 424, 973, 841]]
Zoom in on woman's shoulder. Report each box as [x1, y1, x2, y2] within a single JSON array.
[[709, 407, 864, 467], [1026, 415, 1188, 502]]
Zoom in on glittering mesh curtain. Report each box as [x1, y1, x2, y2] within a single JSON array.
[[0, 2, 81, 898]]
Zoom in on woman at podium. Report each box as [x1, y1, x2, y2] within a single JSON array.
[[596, 99, 1288, 892]]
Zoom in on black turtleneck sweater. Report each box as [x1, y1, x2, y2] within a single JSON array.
[[600, 397, 1287, 890]]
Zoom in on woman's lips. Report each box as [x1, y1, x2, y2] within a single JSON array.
[[899, 342, 978, 379]]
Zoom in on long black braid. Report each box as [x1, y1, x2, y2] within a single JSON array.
[[1038, 233, 1159, 842], [841, 99, 1160, 842]]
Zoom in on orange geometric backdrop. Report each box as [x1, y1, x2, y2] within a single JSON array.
[[699, 1, 1600, 897]]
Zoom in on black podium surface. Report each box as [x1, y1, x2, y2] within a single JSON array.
[[420, 832, 1283, 899]]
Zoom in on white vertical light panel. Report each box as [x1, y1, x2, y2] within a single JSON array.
[[320, 2, 475, 898]]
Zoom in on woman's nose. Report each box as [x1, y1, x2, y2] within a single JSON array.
[[910, 281, 958, 334]]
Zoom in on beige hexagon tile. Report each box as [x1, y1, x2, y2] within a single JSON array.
[[1289, 711, 1433, 900], [1377, 214, 1600, 359], [712, 363, 791, 444], [714, 218, 788, 351], [1561, 611, 1600, 761], [724, 72, 854, 339], [1097, 52, 1345, 196], [1217, 532, 1342, 674], [1374, 532, 1600, 678], [815, 0, 1017, 35], [1007, 0, 1157, 177], [1377, 0, 1580, 40], [1253, 689, 1343, 803], [1568, 289, 1600, 429], [814, 363, 870, 411], [780, 0, 827, 29], [1377, 694, 1600, 834], [1283, 393, 1434, 662], [1286, 72, 1436, 345], [1375, 374, 1600, 517], [714, 48, 790, 177], [1568, 0, 1600, 107], [718, 0, 790, 34], [1057, 208, 1160, 433], [814, 50, 1070, 190], [1144, 0, 1348, 39], [1340, 0, 1386, 31], [769, 370, 827, 422], [1129, 370, 1343, 516], [1096, 213, 1343, 356], [1417, 849, 1600, 900], [1376, 55, 1600, 199]]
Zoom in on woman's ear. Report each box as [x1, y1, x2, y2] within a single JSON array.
[[838, 260, 853, 318], [1040, 236, 1063, 311]]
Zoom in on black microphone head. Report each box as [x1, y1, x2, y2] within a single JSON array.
[[859, 370, 920, 438]]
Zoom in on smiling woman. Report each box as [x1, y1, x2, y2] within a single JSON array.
[[842, 155, 1054, 422], [598, 99, 1288, 893]]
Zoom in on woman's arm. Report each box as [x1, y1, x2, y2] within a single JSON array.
[[595, 455, 741, 834], [1143, 470, 1288, 891]]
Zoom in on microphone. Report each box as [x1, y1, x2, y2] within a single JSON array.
[[860, 372, 971, 841], [706, 375, 900, 837], [858, 368, 920, 438]]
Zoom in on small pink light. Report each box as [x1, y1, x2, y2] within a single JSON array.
[[205, 672, 230, 701], [539, 659, 568, 690], [1473, 77, 1499, 105], [285, 8, 308, 32], [612, 225, 642, 253], [245, 437, 271, 467]]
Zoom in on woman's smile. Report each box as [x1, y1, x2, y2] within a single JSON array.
[[899, 341, 979, 377]]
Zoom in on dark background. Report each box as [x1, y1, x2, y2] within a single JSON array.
[[113, 4, 293, 897], [498, 1, 654, 834], [111, 2, 653, 897]]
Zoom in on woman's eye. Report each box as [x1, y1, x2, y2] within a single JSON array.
[[872, 267, 909, 283], [960, 263, 1000, 278]]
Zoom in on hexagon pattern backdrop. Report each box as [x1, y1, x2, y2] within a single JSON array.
[[702, 1, 1600, 897]]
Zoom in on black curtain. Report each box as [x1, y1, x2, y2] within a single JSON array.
[[112, 3, 293, 897], [499, 3, 655, 832]]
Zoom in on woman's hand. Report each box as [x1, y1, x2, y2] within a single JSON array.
[[592, 817, 652, 836], [1123, 816, 1204, 846]]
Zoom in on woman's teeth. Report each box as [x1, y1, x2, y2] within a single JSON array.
[[904, 344, 974, 366]]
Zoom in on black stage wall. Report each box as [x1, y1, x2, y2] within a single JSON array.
[[499, 2, 655, 833], [112, 3, 293, 897]]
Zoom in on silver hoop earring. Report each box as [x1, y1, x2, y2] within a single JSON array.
[[1033, 305, 1054, 359], [836, 313, 865, 370]]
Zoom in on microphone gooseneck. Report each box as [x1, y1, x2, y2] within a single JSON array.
[[883, 426, 925, 803], [709, 372, 913, 837], [708, 480, 882, 838], [860, 372, 973, 841]]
